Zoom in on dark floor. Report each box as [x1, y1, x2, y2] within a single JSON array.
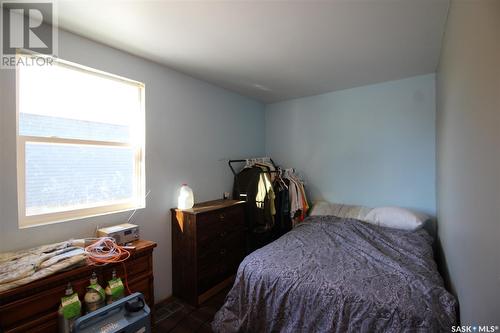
[[154, 288, 229, 333]]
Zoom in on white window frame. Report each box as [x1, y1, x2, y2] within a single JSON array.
[[16, 53, 146, 228]]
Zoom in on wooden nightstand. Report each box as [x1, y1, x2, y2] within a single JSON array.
[[171, 200, 246, 306]]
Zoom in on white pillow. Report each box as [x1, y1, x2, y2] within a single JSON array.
[[310, 201, 371, 220], [364, 206, 428, 231]]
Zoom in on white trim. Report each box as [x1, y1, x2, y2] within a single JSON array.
[[18, 135, 133, 147], [16, 54, 146, 229], [16, 51, 145, 88], [137, 83, 146, 208], [16, 55, 23, 228], [19, 202, 145, 229]]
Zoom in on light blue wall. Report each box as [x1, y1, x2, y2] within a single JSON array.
[[0, 28, 265, 302], [0, 22, 438, 304], [265, 74, 436, 215], [436, 0, 500, 322]]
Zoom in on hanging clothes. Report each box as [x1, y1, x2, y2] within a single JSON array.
[[229, 158, 308, 251], [254, 163, 276, 218], [279, 169, 309, 226], [273, 179, 291, 234], [233, 165, 275, 233]]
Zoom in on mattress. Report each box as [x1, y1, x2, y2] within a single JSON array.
[[212, 216, 457, 332]]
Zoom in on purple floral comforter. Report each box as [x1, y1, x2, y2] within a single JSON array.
[[212, 216, 457, 332]]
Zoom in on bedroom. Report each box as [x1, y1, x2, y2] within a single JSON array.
[[0, 0, 498, 332]]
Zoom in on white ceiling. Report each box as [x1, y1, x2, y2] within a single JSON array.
[[53, 0, 449, 103]]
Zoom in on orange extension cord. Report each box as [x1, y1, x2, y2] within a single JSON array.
[[84, 237, 133, 294]]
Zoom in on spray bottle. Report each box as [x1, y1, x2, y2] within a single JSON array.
[[58, 283, 81, 333], [84, 272, 105, 313], [105, 269, 125, 304]]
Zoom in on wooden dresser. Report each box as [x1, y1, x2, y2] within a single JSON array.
[[0, 240, 156, 333], [171, 200, 246, 306]]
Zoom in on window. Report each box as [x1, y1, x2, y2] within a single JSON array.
[[16, 54, 145, 228]]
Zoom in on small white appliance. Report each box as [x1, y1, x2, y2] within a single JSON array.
[[97, 223, 140, 245]]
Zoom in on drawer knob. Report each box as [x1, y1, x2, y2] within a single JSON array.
[[219, 214, 225, 220], [219, 231, 227, 237], [220, 249, 227, 255]]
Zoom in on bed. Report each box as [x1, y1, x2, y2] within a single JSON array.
[[212, 215, 457, 332]]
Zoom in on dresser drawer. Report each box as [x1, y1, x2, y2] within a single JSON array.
[[1, 274, 92, 330], [198, 230, 245, 268], [5, 312, 57, 333], [196, 205, 245, 246], [128, 276, 153, 305], [197, 263, 231, 294], [110, 254, 151, 279], [0, 285, 61, 330], [197, 232, 245, 294]]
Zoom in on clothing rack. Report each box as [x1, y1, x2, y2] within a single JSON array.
[[229, 156, 309, 253], [227, 157, 278, 176]]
